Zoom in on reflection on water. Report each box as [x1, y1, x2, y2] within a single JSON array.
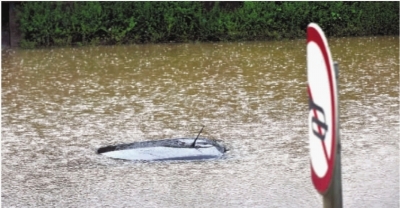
[[2, 37, 399, 207]]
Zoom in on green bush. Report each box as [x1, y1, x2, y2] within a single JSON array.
[[16, 1, 399, 48]]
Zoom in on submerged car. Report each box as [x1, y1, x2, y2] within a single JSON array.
[[97, 127, 227, 161]]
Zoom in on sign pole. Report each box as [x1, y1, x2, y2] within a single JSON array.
[[323, 62, 343, 208]]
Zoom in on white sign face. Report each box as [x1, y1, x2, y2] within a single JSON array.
[[307, 23, 338, 194]]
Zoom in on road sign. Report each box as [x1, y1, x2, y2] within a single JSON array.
[[307, 23, 338, 194]]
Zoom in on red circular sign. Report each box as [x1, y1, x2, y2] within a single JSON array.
[[307, 23, 337, 194]]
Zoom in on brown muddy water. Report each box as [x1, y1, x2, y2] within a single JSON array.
[[2, 37, 399, 207]]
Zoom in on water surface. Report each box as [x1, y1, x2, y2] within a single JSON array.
[[2, 36, 399, 207]]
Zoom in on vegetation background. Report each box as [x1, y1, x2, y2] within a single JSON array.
[[16, 1, 399, 48]]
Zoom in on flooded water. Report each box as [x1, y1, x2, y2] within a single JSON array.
[[2, 36, 398, 207]]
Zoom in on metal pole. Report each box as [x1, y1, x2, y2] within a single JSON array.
[[323, 62, 343, 208]]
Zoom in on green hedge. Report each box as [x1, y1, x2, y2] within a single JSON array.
[[16, 1, 399, 48]]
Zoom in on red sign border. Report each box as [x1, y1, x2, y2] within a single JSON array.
[[307, 24, 337, 194]]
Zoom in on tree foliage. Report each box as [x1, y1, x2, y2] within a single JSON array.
[[16, 1, 399, 48]]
